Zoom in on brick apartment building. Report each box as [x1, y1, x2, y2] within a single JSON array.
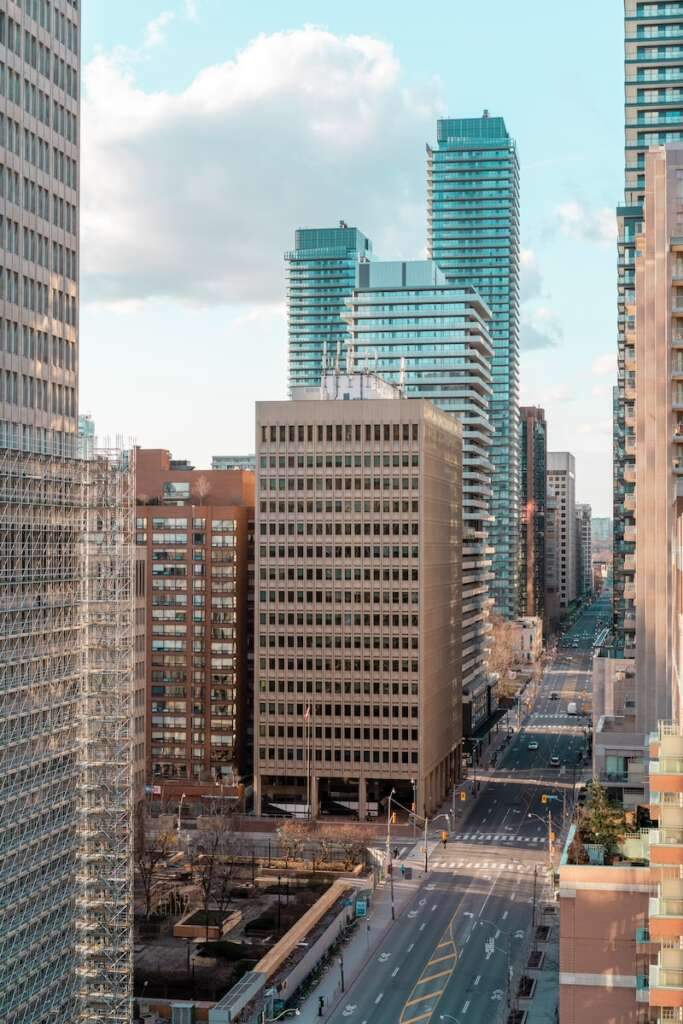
[[135, 449, 254, 801]]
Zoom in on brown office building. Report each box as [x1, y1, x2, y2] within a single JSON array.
[[254, 371, 463, 819], [135, 448, 255, 800], [519, 405, 547, 622]]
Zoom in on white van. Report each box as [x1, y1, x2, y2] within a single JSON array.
[[567, 701, 578, 716]]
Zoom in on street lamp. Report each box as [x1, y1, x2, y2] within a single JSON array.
[[424, 812, 451, 873], [411, 778, 417, 838], [385, 788, 396, 921]]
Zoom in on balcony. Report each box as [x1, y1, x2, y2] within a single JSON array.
[[650, 955, 683, 1008]]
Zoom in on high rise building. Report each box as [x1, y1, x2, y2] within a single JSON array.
[[575, 503, 593, 599], [633, 144, 683, 735], [613, 1, 683, 653], [342, 259, 495, 734], [254, 371, 463, 818], [591, 516, 613, 549], [427, 112, 520, 619], [546, 453, 577, 613], [136, 449, 255, 796], [519, 406, 547, 621], [0, 6, 135, 1023], [78, 412, 95, 459], [286, 222, 372, 391]]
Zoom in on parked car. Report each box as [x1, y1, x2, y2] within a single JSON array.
[[549, 692, 559, 700], [527, 740, 539, 751], [550, 755, 561, 767]]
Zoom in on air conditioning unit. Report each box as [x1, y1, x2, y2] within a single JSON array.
[[171, 1004, 195, 1024]]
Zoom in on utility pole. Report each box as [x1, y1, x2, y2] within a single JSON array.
[[547, 809, 553, 872], [424, 814, 429, 874]]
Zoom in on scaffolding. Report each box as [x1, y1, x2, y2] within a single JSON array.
[[77, 446, 135, 1024], [0, 443, 134, 1024]]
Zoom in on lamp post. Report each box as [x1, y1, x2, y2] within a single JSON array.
[[411, 778, 416, 839], [425, 813, 451, 873], [385, 788, 396, 921], [528, 809, 554, 871]]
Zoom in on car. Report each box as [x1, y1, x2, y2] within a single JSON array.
[[549, 692, 559, 700], [527, 741, 539, 751], [550, 755, 561, 767]]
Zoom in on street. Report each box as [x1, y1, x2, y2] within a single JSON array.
[[320, 596, 605, 1024]]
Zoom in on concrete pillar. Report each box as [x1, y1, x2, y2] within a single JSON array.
[[358, 777, 367, 821]]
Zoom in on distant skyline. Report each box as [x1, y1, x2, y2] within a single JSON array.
[[82, 1, 622, 515]]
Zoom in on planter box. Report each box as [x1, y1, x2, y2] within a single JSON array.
[[173, 909, 242, 941]]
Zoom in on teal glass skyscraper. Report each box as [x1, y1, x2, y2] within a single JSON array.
[[344, 259, 496, 732], [427, 113, 521, 619], [286, 222, 372, 391]]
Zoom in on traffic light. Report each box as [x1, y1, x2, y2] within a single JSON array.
[[411, 802, 416, 813], [460, 791, 467, 802], [391, 812, 397, 824], [440, 830, 448, 848], [541, 794, 548, 804]]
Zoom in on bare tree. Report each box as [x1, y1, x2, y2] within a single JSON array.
[[190, 817, 236, 942], [487, 614, 519, 700], [134, 805, 176, 920]]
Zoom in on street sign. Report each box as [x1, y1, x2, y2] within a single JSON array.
[[355, 898, 367, 918]]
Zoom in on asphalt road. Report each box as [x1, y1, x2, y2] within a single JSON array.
[[325, 596, 607, 1024]]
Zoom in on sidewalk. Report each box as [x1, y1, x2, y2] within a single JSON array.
[[294, 848, 429, 1022]]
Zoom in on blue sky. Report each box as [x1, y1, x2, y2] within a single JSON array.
[[81, 0, 623, 515]]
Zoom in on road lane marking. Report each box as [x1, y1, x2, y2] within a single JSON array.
[[375, 993, 384, 1004], [404, 990, 444, 1007], [502, 910, 508, 920], [474, 975, 481, 986], [431, 904, 438, 911], [428, 953, 456, 966], [462, 1000, 470, 1013], [407, 943, 415, 952], [392, 967, 400, 977], [419, 922, 426, 930], [400, 1014, 431, 1024], [417, 969, 452, 985]]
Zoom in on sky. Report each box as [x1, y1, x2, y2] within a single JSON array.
[[81, 0, 624, 516]]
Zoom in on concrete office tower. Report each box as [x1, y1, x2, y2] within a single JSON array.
[[591, 516, 613, 549], [254, 371, 463, 819], [343, 259, 495, 734], [519, 406, 547, 621], [546, 453, 577, 614], [613, 2, 683, 652], [634, 145, 683, 735], [0, 6, 134, 1023], [575, 503, 593, 598], [136, 449, 255, 796], [286, 223, 373, 391], [427, 113, 520, 619]]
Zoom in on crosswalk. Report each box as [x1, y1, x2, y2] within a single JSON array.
[[428, 859, 543, 872], [448, 832, 545, 844]]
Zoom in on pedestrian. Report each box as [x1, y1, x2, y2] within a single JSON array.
[[400, 862, 406, 878]]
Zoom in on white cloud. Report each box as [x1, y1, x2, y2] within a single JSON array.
[[184, 0, 199, 19], [144, 11, 175, 49], [520, 304, 563, 351], [81, 28, 442, 308], [591, 352, 616, 376], [554, 201, 616, 244], [520, 248, 542, 302]]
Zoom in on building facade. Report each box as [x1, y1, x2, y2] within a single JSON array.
[[575, 503, 593, 599], [212, 454, 256, 471], [519, 406, 547, 621], [427, 112, 520, 620], [0, 6, 138, 1023], [254, 374, 463, 819], [136, 449, 255, 798], [546, 452, 577, 613], [591, 516, 613, 549], [286, 222, 373, 391], [342, 259, 495, 733], [612, 0, 683, 654], [634, 145, 683, 737]]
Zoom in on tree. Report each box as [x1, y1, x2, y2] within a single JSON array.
[[487, 614, 519, 700], [190, 817, 236, 942], [580, 782, 626, 858], [134, 806, 176, 920]]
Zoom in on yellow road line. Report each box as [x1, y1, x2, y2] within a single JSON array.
[[416, 968, 452, 985], [404, 989, 445, 1008], [400, 1013, 433, 1024], [428, 952, 456, 966]]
